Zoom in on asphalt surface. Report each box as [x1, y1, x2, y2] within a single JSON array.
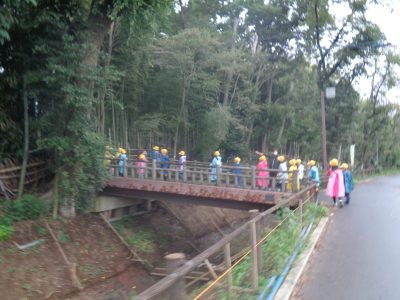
[[296, 175, 400, 300]]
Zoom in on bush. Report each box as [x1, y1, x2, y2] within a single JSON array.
[[0, 194, 46, 225], [0, 224, 14, 241]]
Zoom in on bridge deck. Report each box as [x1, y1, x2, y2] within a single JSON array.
[[103, 177, 291, 210]]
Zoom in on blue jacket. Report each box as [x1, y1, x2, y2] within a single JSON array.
[[232, 162, 242, 174], [343, 170, 353, 193], [152, 150, 161, 161], [308, 166, 320, 187], [160, 154, 170, 168]]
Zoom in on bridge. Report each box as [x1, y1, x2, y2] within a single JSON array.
[[100, 159, 302, 213]]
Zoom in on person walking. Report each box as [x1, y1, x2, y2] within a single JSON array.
[[268, 149, 280, 188], [256, 155, 269, 190], [296, 158, 305, 187], [287, 159, 299, 192], [307, 160, 320, 188], [232, 156, 243, 187], [210, 151, 222, 183], [277, 155, 288, 191], [152, 146, 161, 162], [136, 153, 147, 179], [341, 163, 354, 205], [178, 150, 186, 180], [118, 148, 127, 177], [307, 160, 320, 201], [326, 158, 345, 206], [160, 148, 170, 180]]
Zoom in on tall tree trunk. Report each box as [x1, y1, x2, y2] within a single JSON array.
[[17, 74, 29, 199], [98, 21, 115, 136], [124, 111, 128, 150], [262, 133, 268, 154], [276, 116, 286, 148], [222, 18, 238, 106], [111, 95, 116, 145], [173, 79, 187, 158]]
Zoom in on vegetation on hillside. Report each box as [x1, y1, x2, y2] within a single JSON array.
[[1, 0, 399, 211]]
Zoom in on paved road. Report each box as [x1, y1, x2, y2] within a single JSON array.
[[295, 175, 400, 300]]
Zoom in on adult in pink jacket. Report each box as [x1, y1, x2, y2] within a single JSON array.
[[256, 155, 269, 189], [325, 158, 345, 206]]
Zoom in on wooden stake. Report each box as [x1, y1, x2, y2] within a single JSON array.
[[250, 220, 259, 290], [165, 253, 186, 300], [224, 243, 233, 299]]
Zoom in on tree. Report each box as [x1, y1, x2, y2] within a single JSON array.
[[302, 0, 387, 168]]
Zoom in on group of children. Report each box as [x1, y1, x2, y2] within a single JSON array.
[[212, 151, 320, 192], [118, 146, 187, 179], [107, 147, 353, 206], [325, 158, 354, 207]]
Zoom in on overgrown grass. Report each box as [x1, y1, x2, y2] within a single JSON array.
[[0, 194, 47, 241], [193, 202, 328, 300], [0, 224, 14, 241], [354, 168, 400, 184], [113, 216, 167, 254]]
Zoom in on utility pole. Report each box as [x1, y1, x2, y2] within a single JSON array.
[[320, 88, 328, 171]]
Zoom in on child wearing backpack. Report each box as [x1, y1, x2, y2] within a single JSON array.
[[341, 163, 354, 205]]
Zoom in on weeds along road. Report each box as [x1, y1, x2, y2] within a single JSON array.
[[294, 175, 400, 300]]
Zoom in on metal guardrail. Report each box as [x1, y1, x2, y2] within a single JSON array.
[[109, 159, 303, 193]]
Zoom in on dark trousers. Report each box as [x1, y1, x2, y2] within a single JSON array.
[[345, 192, 350, 204]]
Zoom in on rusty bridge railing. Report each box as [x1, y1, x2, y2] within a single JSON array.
[[109, 159, 304, 193]]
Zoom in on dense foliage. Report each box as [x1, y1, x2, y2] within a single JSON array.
[[1, 0, 399, 212], [0, 194, 46, 225]]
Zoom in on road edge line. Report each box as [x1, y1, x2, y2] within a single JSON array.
[[273, 216, 329, 300]]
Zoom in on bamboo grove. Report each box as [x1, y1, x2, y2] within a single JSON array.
[[1, 0, 399, 210]]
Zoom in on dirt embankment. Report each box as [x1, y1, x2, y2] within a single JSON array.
[[0, 215, 153, 300], [0, 204, 257, 300]]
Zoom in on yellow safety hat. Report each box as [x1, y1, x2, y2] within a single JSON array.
[[214, 151, 220, 157], [138, 154, 145, 160], [277, 155, 285, 162], [233, 157, 241, 163], [329, 158, 338, 167], [259, 155, 266, 161], [179, 150, 185, 156], [307, 160, 316, 166], [296, 158, 302, 164], [289, 159, 296, 165], [152, 146, 159, 151], [161, 148, 168, 155], [340, 163, 349, 169], [120, 148, 126, 154]]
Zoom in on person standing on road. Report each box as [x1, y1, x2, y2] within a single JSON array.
[[341, 163, 354, 205], [210, 151, 222, 183], [326, 158, 345, 206], [256, 155, 269, 190]]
